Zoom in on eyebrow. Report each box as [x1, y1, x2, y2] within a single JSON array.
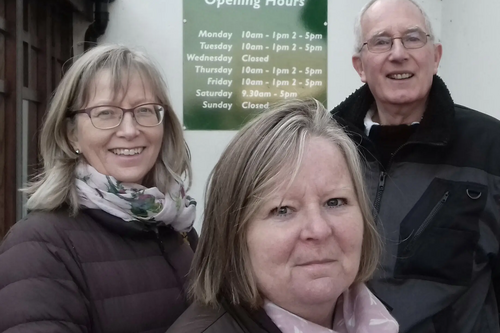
[[85, 100, 158, 108], [406, 26, 425, 33], [370, 26, 425, 38]]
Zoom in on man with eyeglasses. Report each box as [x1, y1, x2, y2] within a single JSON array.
[[331, 0, 500, 332]]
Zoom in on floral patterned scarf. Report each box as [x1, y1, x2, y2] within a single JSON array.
[[75, 163, 196, 232]]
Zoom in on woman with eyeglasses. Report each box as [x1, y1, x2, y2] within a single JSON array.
[[0, 45, 197, 333]]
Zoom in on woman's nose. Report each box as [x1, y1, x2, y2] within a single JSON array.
[[116, 112, 140, 138], [302, 208, 333, 241]]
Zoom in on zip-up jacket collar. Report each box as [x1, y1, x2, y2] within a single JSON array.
[[331, 75, 455, 146]]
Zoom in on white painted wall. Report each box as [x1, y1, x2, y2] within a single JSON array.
[[74, 0, 500, 231], [439, 0, 500, 115]]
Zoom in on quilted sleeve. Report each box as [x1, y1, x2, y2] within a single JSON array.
[[0, 214, 90, 332]]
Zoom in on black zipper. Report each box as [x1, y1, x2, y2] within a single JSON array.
[[373, 171, 387, 214], [371, 144, 424, 215], [405, 191, 449, 252], [371, 140, 446, 214], [153, 227, 165, 254]]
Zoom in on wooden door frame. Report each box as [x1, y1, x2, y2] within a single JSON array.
[[0, 0, 91, 237]]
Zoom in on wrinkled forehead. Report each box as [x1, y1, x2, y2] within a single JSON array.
[[361, 0, 427, 38]]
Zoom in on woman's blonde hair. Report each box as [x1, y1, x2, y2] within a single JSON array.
[[190, 99, 380, 309], [24, 44, 191, 214]]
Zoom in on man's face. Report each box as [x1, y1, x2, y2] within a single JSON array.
[[352, 0, 442, 109]]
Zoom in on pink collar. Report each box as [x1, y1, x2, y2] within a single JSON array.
[[263, 283, 398, 333]]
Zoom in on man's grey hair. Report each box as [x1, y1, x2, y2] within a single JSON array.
[[353, 0, 436, 55]]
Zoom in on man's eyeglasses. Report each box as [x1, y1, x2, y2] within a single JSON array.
[[361, 30, 431, 53], [71, 103, 165, 129]]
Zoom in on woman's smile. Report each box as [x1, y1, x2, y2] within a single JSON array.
[[109, 147, 145, 156]]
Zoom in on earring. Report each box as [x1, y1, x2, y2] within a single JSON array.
[[75, 149, 81, 155]]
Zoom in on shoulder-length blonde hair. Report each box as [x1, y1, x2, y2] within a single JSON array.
[[24, 44, 191, 215], [190, 99, 380, 309]]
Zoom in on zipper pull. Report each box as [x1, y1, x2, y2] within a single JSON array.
[[442, 191, 449, 203], [379, 172, 386, 190], [373, 171, 388, 216]]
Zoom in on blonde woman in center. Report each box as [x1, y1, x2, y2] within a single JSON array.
[[168, 99, 398, 333]]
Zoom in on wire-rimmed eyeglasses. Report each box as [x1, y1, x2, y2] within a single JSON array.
[[360, 29, 431, 53], [71, 103, 165, 129]]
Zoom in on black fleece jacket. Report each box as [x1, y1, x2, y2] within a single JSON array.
[[331, 75, 500, 333]]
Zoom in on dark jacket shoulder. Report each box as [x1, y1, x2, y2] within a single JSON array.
[[167, 301, 283, 333], [453, 104, 500, 135], [0, 209, 94, 253], [167, 302, 240, 333]]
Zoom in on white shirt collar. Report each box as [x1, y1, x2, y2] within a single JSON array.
[[363, 107, 379, 136], [363, 106, 421, 136]]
